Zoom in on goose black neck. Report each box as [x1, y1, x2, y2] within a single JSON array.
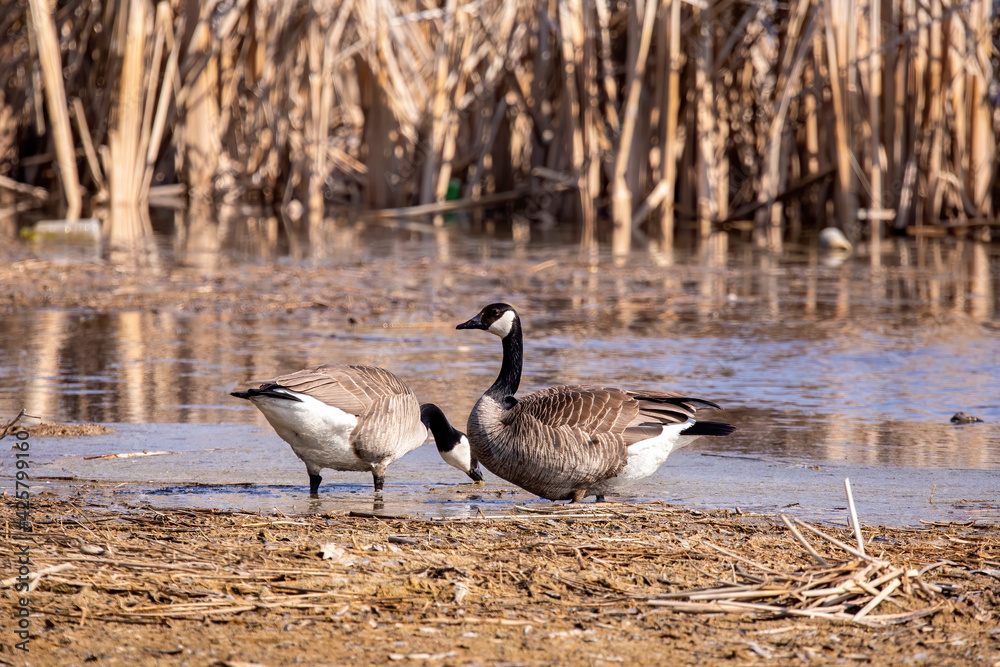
[[421, 404, 460, 452], [487, 317, 522, 401]]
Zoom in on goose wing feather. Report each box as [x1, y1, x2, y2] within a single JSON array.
[[628, 391, 722, 422], [352, 390, 424, 461], [510, 386, 721, 443], [625, 391, 723, 446], [259, 365, 411, 415], [508, 385, 639, 434]]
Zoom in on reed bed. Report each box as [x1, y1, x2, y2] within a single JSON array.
[[0, 0, 997, 252]]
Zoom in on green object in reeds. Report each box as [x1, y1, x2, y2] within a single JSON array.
[[445, 178, 461, 201]]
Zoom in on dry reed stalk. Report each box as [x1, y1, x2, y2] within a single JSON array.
[[180, 0, 219, 201], [923, 0, 943, 223], [882, 0, 898, 194], [780, 514, 830, 566], [143, 7, 183, 199], [869, 0, 883, 258], [432, 19, 472, 213], [656, 0, 682, 253], [27, 0, 81, 220], [421, 0, 457, 207], [0, 563, 74, 589], [947, 9, 966, 221], [823, 0, 857, 232], [71, 97, 105, 194], [555, 0, 586, 249], [844, 477, 865, 554], [790, 517, 880, 564], [968, 0, 993, 236], [610, 1, 656, 256], [755, 0, 815, 252], [593, 0, 619, 136], [0, 175, 47, 200], [135, 2, 169, 202], [305, 9, 326, 224], [0, 409, 29, 439], [581, 2, 600, 256], [108, 0, 147, 209], [693, 5, 716, 241]]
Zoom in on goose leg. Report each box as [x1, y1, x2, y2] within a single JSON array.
[[309, 473, 322, 496], [372, 464, 387, 494], [570, 489, 586, 503], [595, 494, 606, 503]]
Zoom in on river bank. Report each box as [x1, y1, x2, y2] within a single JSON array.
[[3, 498, 998, 665]]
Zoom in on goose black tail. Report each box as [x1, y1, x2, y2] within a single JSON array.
[[686, 421, 736, 436]]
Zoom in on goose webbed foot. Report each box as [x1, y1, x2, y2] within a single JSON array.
[[309, 473, 322, 497]]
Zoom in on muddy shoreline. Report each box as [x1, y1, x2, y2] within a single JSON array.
[[2, 497, 998, 666]]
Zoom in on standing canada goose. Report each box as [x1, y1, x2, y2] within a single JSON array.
[[420, 404, 483, 482], [231, 365, 476, 495], [457, 303, 735, 502]]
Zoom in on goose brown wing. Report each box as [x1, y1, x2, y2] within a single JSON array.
[[262, 364, 414, 416], [629, 390, 721, 424], [507, 385, 639, 435], [352, 389, 424, 461]]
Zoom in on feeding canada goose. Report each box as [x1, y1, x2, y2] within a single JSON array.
[[231, 364, 477, 495], [420, 404, 484, 482], [457, 303, 735, 502]]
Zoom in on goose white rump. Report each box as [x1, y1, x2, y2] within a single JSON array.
[[587, 419, 698, 498], [246, 389, 369, 472]]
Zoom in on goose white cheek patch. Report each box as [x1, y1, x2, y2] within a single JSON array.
[[488, 310, 515, 337]]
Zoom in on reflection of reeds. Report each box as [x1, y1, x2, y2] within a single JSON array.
[[1, 1, 997, 249]]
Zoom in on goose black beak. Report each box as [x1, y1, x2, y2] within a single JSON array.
[[456, 313, 484, 330], [468, 467, 484, 482]]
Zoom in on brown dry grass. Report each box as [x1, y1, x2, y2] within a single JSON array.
[[22, 424, 114, 438], [2, 498, 998, 666]]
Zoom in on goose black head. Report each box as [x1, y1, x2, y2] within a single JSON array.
[[420, 403, 484, 482], [456, 303, 518, 338]]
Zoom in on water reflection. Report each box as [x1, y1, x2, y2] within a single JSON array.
[[1, 217, 998, 477]]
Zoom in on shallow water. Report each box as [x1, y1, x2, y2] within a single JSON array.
[[25, 423, 999, 526], [2, 221, 998, 526]]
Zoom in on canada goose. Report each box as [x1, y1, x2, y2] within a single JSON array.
[[420, 404, 483, 482], [457, 303, 735, 502], [231, 364, 476, 495]]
